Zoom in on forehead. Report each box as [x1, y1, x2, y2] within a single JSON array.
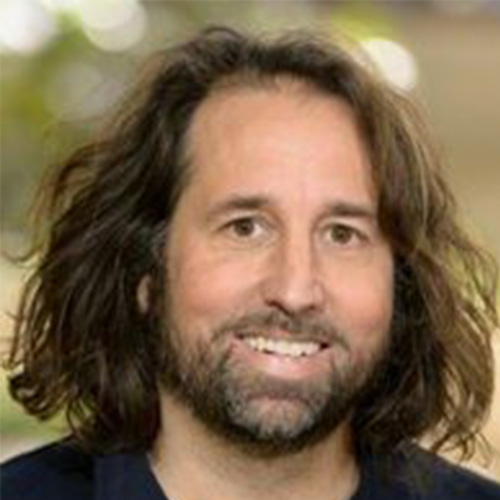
[[182, 82, 375, 209]]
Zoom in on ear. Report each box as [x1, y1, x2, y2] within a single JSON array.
[[137, 275, 152, 313]]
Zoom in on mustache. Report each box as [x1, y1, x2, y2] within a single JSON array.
[[214, 309, 350, 350]]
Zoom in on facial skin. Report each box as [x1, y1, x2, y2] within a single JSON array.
[[158, 80, 394, 456]]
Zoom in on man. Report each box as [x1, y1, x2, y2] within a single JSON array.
[[2, 26, 499, 499]]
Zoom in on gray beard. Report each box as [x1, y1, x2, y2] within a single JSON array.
[[156, 308, 389, 458]]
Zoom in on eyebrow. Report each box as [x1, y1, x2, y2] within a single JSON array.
[[205, 195, 271, 223], [205, 194, 376, 223], [323, 200, 376, 221]]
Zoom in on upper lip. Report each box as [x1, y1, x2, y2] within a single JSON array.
[[235, 331, 331, 348]]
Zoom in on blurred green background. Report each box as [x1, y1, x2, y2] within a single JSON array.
[[1, 0, 499, 478]]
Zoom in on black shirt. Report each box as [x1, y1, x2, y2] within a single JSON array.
[[2, 440, 500, 499]]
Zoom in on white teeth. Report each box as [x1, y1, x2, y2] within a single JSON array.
[[243, 337, 321, 357]]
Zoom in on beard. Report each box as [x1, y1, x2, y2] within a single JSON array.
[[156, 306, 389, 458]]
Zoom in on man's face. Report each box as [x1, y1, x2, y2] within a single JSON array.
[[159, 83, 394, 454]]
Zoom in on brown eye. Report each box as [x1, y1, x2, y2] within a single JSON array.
[[229, 217, 258, 238], [329, 224, 356, 244]]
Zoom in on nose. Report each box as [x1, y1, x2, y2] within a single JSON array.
[[260, 236, 326, 315]]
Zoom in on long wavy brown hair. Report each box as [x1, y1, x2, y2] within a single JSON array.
[[5, 26, 498, 457]]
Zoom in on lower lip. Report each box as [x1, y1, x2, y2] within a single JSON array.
[[231, 337, 334, 380]]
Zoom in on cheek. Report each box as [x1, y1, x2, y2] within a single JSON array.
[[166, 243, 262, 333], [324, 255, 394, 353]]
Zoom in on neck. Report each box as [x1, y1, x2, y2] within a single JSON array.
[[149, 395, 360, 500]]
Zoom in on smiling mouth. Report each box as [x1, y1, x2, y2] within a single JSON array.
[[240, 335, 329, 358]]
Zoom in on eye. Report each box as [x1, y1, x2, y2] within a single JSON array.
[[224, 216, 264, 239], [328, 223, 365, 246]]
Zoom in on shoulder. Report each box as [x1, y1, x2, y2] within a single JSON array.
[[396, 445, 500, 499], [1, 440, 94, 500]]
